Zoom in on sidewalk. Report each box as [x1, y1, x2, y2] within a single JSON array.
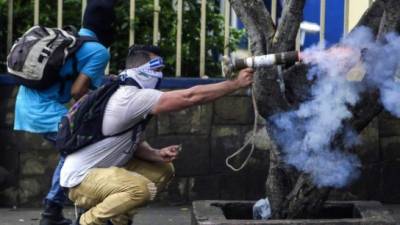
[[386, 204, 400, 224], [0, 204, 192, 225], [1, 204, 400, 225]]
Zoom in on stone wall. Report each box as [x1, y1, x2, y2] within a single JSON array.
[[0, 84, 400, 207], [0, 85, 269, 207], [146, 89, 270, 204]]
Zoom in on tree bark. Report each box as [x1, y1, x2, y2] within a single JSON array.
[[355, 0, 385, 35], [230, 1, 305, 216], [229, 0, 397, 219], [271, 0, 305, 52], [264, 124, 295, 218], [279, 1, 397, 219], [279, 174, 330, 219], [378, 0, 400, 37], [229, 0, 274, 55]]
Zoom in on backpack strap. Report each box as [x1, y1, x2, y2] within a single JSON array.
[[120, 76, 142, 88], [102, 77, 152, 138], [76, 36, 99, 45], [62, 25, 99, 55], [56, 76, 154, 155], [69, 35, 99, 54]]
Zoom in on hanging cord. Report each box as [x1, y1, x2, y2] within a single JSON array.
[[225, 85, 260, 171], [74, 203, 78, 220]]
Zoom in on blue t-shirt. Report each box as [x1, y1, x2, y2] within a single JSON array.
[[14, 28, 110, 133]]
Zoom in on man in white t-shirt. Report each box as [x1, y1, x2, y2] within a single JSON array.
[[60, 45, 254, 225]]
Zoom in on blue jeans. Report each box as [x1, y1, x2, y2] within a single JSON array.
[[42, 132, 67, 206]]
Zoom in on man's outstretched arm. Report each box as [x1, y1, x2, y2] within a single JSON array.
[[151, 68, 254, 115]]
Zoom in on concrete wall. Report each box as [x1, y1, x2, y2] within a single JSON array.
[[0, 84, 400, 207], [0, 86, 57, 206], [0, 85, 269, 207]]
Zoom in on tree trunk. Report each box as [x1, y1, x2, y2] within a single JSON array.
[[230, 0, 400, 219]]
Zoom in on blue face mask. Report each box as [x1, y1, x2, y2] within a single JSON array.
[[132, 57, 165, 78], [148, 57, 165, 71]]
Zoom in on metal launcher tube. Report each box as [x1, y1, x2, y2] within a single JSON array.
[[223, 51, 301, 77]]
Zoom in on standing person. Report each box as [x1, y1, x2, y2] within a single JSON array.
[[13, 1, 117, 224], [59, 45, 254, 225]]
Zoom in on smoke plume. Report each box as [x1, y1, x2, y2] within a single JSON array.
[[269, 27, 400, 188]]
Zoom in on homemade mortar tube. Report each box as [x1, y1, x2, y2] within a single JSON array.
[[222, 51, 301, 77], [235, 51, 300, 69]]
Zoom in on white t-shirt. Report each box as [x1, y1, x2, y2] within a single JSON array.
[[60, 86, 162, 188]]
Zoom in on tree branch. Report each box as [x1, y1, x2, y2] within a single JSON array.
[[378, 0, 400, 38], [283, 0, 385, 110], [355, 0, 385, 36], [253, 0, 307, 117], [230, 0, 293, 117], [272, 0, 306, 52], [229, 0, 275, 54]]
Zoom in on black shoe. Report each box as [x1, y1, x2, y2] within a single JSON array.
[[39, 201, 72, 225], [40, 214, 72, 225]]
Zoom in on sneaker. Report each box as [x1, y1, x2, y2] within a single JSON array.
[[39, 217, 72, 225]]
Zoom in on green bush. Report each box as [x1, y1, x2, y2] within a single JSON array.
[[0, 0, 244, 77]]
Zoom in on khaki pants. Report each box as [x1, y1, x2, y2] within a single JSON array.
[[68, 158, 175, 225]]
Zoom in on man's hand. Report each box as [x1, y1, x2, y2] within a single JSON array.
[[158, 145, 180, 163], [234, 68, 254, 88]]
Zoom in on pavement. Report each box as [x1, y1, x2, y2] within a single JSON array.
[[386, 205, 400, 224], [1, 204, 400, 225], [0, 204, 192, 225]]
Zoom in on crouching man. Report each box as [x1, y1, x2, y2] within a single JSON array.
[[60, 45, 254, 225]]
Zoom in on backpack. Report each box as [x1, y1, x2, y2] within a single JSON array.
[[56, 77, 152, 156], [7, 25, 97, 90]]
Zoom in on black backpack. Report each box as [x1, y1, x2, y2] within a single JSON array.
[[56, 78, 152, 156], [7, 25, 97, 90]]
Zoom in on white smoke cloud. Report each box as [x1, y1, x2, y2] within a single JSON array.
[[363, 32, 400, 117], [269, 26, 400, 188]]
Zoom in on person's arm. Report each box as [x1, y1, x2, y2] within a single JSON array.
[[134, 141, 179, 163], [71, 73, 91, 100], [151, 68, 254, 115], [71, 45, 110, 101]]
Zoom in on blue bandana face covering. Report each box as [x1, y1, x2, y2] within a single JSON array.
[[120, 57, 165, 89], [148, 57, 165, 71]]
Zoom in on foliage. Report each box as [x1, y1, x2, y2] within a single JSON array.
[[0, 0, 245, 77], [0, 0, 82, 72], [0, 1, 6, 72]]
